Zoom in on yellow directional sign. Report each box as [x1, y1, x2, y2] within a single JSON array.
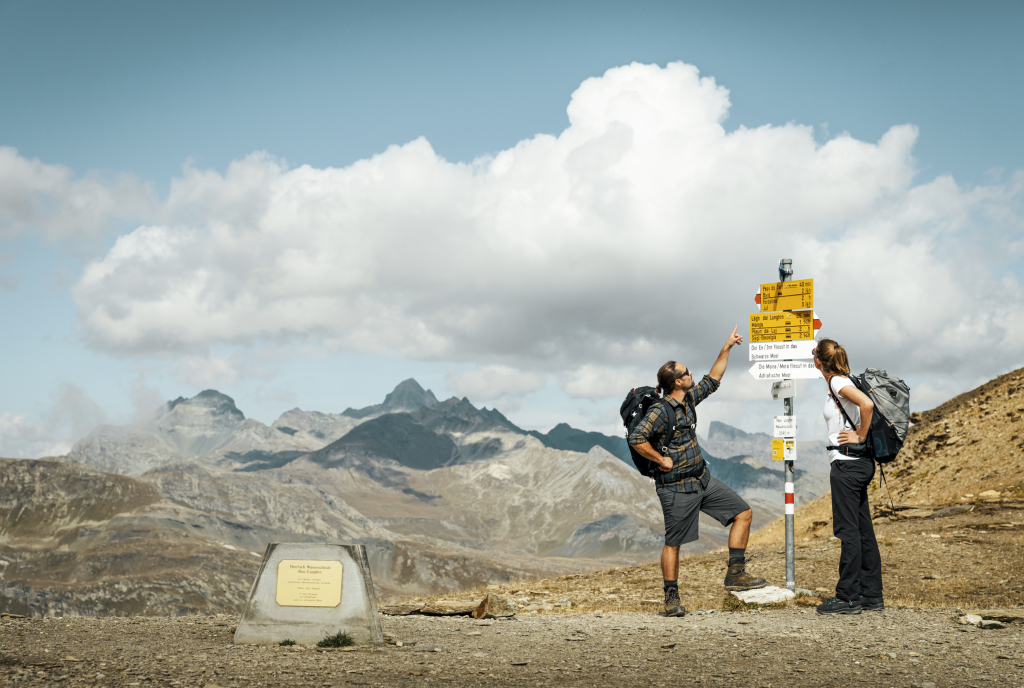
[[772, 438, 796, 461], [749, 311, 814, 343], [760, 279, 813, 312]]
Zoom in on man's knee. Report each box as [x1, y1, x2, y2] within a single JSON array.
[[663, 544, 680, 554], [734, 508, 752, 524]]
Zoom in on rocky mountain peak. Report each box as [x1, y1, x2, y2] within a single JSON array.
[[708, 420, 755, 441], [342, 378, 440, 419], [166, 389, 245, 421], [382, 378, 439, 412]]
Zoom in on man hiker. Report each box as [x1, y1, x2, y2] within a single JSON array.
[[628, 326, 767, 617]]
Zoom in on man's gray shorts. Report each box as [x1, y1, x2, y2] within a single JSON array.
[[657, 476, 750, 547]]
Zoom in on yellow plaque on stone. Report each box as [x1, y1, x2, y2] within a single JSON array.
[[276, 560, 343, 607]]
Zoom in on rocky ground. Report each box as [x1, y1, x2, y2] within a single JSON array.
[[1, 607, 1023, 687], [391, 499, 1024, 615]]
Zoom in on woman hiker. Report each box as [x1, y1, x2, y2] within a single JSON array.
[[812, 338, 884, 615]]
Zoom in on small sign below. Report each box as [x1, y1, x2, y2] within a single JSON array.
[[772, 438, 797, 461], [773, 416, 796, 438], [771, 380, 795, 400], [749, 339, 817, 361], [749, 360, 823, 380]]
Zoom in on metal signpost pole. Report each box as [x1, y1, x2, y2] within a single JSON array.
[[779, 258, 796, 593], [750, 262, 820, 591]]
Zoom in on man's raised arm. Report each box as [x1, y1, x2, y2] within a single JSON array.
[[709, 326, 744, 382]]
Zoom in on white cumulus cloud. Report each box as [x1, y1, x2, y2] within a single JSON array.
[[446, 365, 543, 406], [66, 61, 1024, 410], [560, 365, 650, 400], [0, 147, 156, 241]]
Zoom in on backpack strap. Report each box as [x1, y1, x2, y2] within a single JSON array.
[[648, 397, 680, 487], [828, 377, 872, 458], [828, 377, 858, 432], [877, 463, 897, 516], [657, 398, 679, 455]]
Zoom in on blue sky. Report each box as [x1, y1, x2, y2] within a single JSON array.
[[2, 0, 1023, 457]]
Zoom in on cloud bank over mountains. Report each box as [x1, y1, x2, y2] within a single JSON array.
[[5, 61, 1024, 418]]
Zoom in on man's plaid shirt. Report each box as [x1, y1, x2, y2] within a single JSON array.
[[627, 374, 720, 492]]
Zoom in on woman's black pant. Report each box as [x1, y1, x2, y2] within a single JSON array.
[[829, 458, 883, 601]]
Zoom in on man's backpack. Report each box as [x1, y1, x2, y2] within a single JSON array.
[[619, 386, 677, 478], [828, 368, 911, 464]]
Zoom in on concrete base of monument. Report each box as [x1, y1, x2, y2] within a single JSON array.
[[233, 543, 384, 646]]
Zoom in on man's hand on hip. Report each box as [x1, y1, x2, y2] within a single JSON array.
[[633, 441, 673, 471]]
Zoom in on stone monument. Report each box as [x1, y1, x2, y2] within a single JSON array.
[[233, 543, 384, 646]]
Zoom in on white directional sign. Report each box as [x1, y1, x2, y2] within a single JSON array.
[[749, 340, 817, 361], [748, 360, 823, 380], [774, 415, 796, 438]]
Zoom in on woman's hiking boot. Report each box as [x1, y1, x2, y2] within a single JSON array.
[[816, 597, 862, 615], [723, 561, 767, 591], [859, 596, 884, 611], [663, 588, 686, 617]]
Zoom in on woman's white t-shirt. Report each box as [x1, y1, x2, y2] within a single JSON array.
[[824, 375, 861, 462]]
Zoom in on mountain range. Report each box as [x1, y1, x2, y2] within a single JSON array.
[[0, 379, 827, 616]]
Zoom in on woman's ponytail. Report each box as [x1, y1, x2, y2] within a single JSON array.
[[814, 339, 851, 376]]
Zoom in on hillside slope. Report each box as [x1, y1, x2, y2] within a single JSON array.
[[888, 367, 1024, 504], [0, 458, 618, 616]]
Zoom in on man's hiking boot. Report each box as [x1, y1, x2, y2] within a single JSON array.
[[663, 588, 686, 617], [859, 596, 884, 611], [723, 560, 767, 592], [816, 597, 862, 615]]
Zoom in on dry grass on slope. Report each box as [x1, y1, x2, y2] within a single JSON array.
[[890, 366, 1024, 505]]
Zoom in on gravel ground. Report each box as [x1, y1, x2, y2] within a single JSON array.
[[2, 609, 1022, 687]]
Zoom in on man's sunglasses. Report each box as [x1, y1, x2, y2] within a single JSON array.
[[677, 368, 691, 379]]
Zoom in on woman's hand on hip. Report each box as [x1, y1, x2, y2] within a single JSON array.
[[837, 429, 861, 445]]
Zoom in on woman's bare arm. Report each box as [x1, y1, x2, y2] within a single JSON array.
[[837, 384, 874, 444]]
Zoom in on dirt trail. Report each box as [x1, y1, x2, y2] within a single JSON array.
[[2, 608, 1022, 687]]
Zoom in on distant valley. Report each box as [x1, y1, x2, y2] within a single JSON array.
[[0, 379, 828, 617]]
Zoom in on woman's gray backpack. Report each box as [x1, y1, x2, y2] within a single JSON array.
[[828, 368, 911, 464]]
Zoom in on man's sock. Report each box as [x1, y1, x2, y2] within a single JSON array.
[[728, 547, 745, 565], [664, 580, 678, 593]]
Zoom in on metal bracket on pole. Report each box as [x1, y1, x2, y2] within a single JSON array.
[[780, 257, 796, 592]]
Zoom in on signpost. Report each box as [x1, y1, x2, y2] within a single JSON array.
[[748, 258, 820, 593]]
